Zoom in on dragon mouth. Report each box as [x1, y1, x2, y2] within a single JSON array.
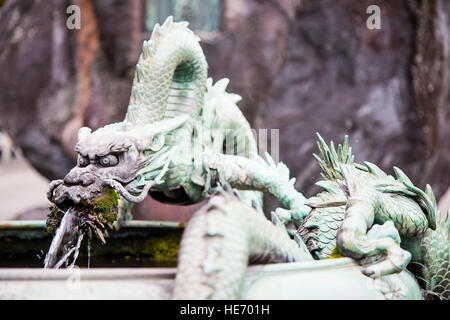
[[48, 176, 135, 208], [45, 170, 156, 245], [46, 180, 120, 244], [46, 174, 154, 239]]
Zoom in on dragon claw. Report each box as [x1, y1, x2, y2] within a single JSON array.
[[360, 246, 411, 278], [361, 260, 398, 278]]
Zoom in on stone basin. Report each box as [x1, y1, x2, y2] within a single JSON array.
[[0, 220, 184, 268], [0, 220, 423, 300]]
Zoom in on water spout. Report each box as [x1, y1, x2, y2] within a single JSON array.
[[44, 208, 82, 269]]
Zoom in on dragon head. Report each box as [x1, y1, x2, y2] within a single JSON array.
[[47, 115, 187, 218]]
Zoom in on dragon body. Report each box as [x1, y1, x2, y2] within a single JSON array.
[[46, 17, 449, 300]]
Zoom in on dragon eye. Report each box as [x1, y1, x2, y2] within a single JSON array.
[[78, 156, 89, 167], [99, 154, 119, 167]]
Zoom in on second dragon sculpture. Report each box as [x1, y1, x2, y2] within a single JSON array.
[[46, 17, 449, 300], [298, 134, 448, 299]]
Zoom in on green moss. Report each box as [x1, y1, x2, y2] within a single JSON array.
[[92, 186, 119, 224], [328, 245, 344, 259], [141, 232, 181, 262], [93, 186, 119, 214]]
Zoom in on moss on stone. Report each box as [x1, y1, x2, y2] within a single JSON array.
[[92, 186, 119, 224], [93, 186, 119, 214], [141, 232, 181, 262]]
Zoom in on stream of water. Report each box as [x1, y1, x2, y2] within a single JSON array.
[[44, 208, 84, 269]]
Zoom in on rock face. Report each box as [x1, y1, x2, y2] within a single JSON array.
[[0, 0, 449, 220], [0, 0, 141, 180]]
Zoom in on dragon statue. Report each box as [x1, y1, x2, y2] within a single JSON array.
[[46, 17, 449, 300]]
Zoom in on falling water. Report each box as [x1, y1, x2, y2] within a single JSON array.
[[87, 238, 91, 269], [44, 208, 83, 269]]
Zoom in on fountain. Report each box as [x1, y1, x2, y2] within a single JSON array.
[[1, 16, 446, 300]]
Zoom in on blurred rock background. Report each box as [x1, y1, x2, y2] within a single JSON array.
[[0, 0, 449, 221]]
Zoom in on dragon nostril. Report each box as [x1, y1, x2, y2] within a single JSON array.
[[63, 171, 95, 186], [64, 174, 80, 185], [81, 174, 95, 186]]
